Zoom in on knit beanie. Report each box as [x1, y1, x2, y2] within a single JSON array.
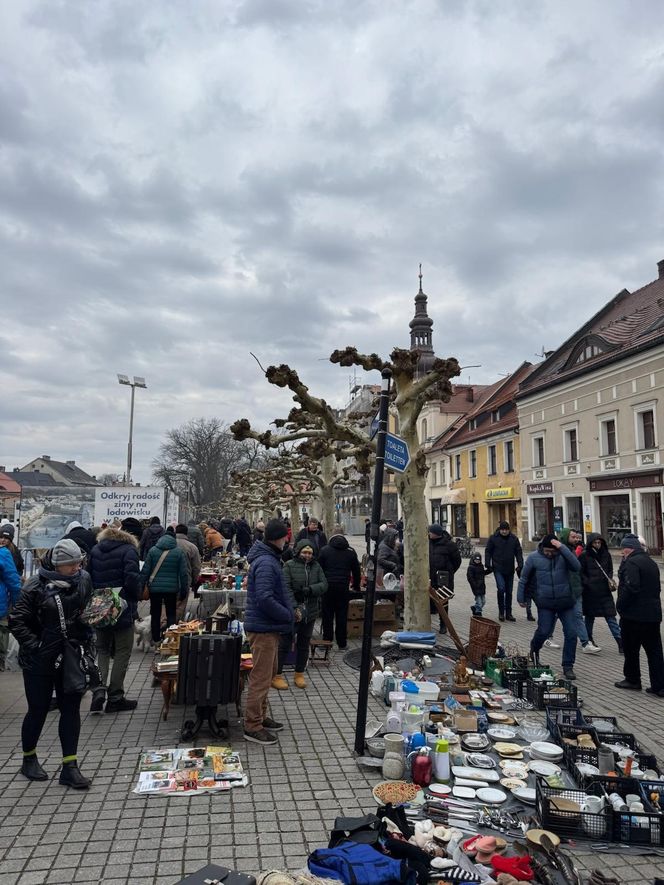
[[51, 539, 84, 565], [428, 523, 444, 537], [620, 533, 642, 550], [540, 533, 558, 549], [265, 519, 288, 542], [0, 524, 15, 540], [499, 520, 510, 530]]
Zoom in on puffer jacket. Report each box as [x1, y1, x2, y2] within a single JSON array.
[[220, 518, 235, 540], [295, 527, 328, 556], [244, 541, 293, 634], [87, 527, 140, 629], [517, 542, 580, 611], [139, 534, 189, 597], [617, 549, 662, 623], [63, 523, 98, 556], [378, 528, 402, 577], [485, 530, 523, 575], [205, 527, 224, 551], [9, 565, 93, 675], [0, 546, 22, 619], [429, 532, 462, 589], [579, 533, 616, 619], [282, 540, 328, 622], [558, 527, 583, 599], [186, 523, 205, 554], [234, 518, 253, 550], [318, 535, 362, 590], [140, 523, 165, 559]]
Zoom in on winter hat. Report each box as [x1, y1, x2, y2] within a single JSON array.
[[65, 520, 83, 534], [0, 524, 15, 540], [499, 520, 510, 530], [541, 533, 558, 549], [51, 539, 84, 566], [471, 553, 482, 563], [428, 523, 444, 537], [621, 533, 642, 550], [265, 519, 289, 542]]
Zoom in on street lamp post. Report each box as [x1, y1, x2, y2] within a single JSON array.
[[117, 375, 147, 486]]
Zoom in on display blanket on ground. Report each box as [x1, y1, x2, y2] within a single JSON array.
[[94, 486, 166, 524], [133, 746, 248, 794]]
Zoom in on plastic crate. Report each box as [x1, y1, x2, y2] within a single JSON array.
[[545, 705, 585, 736], [595, 775, 663, 846], [527, 679, 577, 710], [583, 714, 621, 730], [529, 665, 554, 679], [536, 777, 611, 840], [484, 656, 512, 684], [501, 668, 529, 697], [570, 749, 662, 791], [558, 723, 599, 765]]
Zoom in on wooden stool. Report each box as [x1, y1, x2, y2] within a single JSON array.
[[309, 639, 333, 665]]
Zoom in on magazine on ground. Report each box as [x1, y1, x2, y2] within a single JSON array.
[[134, 746, 248, 794]]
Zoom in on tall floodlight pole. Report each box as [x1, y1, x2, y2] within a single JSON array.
[[117, 375, 147, 486]]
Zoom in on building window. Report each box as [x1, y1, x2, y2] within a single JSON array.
[[488, 445, 497, 475], [491, 409, 499, 423], [440, 461, 446, 485], [469, 450, 477, 478], [504, 440, 514, 473], [600, 417, 618, 456], [533, 436, 545, 467], [454, 455, 461, 481], [640, 409, 656, 449], [421, 419, 428, 443], [564, 427, 578, 462], [430, 462, 437, 486]]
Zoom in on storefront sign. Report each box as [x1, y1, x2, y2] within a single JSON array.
[[527, 482, 553, 495], [588, 471, 662, 492], [485, 487, 514, 500], [553, 506, 563, 533], [583, 503, 592, 533]]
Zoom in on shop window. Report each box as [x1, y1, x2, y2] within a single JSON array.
[[533, 436, 545, 467], [566, 496, 583, 533], [504, 440, 514, 473], [469, 449, 477, 478], [488, 445, 497, 475], [564, 427, 578, 462], [600, 417, 618, 456], [599, 495, 631, 548], [454, 455, 461, 481], [532, 497, 553, 540]]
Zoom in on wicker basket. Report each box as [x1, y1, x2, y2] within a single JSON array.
[[466, 616, 501, 666]]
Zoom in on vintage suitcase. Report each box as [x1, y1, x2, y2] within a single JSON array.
[[174, 863, 257, 885]]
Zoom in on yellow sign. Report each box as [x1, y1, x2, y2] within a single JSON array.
[[485, 488, 514, 500]]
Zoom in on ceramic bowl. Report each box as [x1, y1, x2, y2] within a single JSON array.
[[366, 737, 386, 758]]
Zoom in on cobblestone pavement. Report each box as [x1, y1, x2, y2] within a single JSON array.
[[1, 538, 663, 884]]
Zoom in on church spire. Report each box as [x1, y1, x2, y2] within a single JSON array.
[[409, 265, 435, 375]]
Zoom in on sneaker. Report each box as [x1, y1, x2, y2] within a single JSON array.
[[90, 690, 106, 714], [544, 639, 560, 649], [105, 697, 138, 713], [505, 615, 516, 622], [244, 728, 278, 745], [262, 717, 284, 731], [271, 675, 289, 691], [581, 642, 601, 654], [614, 679, 642, 691], [563, 668, 577, 681]]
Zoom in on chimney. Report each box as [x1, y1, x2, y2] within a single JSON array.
[[466, 386, 474, 402], [41, 455, 51, 460], [658, 259, 664, 280], [66, 460, 76, 467]]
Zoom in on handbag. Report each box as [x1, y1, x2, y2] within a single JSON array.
[[595, 560, 618, 593], [54, 593, 93, 695], [81, 587, 127, 628], [142, 550, 169, 601]]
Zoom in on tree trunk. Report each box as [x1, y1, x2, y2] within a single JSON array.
[[319, 454, 337, 535], [395, 420, 431, 631]]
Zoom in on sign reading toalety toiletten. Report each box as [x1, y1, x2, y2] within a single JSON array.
[[94, 487, 166, 523]]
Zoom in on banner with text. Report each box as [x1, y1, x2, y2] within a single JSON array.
[[94, 487, 165, 523]]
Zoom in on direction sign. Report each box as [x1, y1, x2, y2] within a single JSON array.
[[369, 411, 380, 440], [384, 433, 410, 473]]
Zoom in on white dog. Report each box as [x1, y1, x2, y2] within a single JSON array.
[[134, 618, 153, 652]]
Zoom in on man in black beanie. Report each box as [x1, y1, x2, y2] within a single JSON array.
[[243, 519, 294, 745]]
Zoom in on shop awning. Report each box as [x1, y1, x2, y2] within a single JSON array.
[[440, 489, 467, 505]]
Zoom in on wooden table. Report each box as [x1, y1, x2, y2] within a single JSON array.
[[151, 666, 178, 721]]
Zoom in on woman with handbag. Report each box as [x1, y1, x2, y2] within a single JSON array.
[[579, 533, 623, 652], [139, 533, 189, 644], [9, 539, 94, 788]]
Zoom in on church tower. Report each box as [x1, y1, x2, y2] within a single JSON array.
[[409, 265, 435, 376]]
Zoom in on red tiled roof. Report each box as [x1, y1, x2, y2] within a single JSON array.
[[0, 473, 21, 493]]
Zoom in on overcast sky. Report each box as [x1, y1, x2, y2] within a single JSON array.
[[2, 0, 664, 485]]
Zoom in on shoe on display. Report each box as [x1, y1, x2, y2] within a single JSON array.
[[544, 639, 560, 649], [614, 679, 642, 691], [271, 675, 289, 690], [21, 755, 48, 781], [563, 668, 577, 681], [262, 717, 284, 731], [59, 762, 91, 789], [244, 729, 278, 745], [105, 697, 137, 713], [581, 643, 601, 654]]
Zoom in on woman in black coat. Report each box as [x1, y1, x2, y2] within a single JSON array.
[[579, 533, 622, 651]]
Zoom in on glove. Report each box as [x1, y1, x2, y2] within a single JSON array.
[[516, 566, 522, 578], [484, 566, 493, 575]]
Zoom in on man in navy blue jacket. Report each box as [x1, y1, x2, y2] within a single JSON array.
[[243, 519, 294, 745]]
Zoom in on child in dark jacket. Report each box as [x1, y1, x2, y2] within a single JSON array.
[[467, 553, 489, 616]]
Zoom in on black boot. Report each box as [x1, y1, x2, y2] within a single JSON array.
[[529, 647, 540, 666], [20, 755, 48, 781], [59, 761, 91, 789], [527, 609, 535, 621]]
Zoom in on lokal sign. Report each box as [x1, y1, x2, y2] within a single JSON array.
[[95, 487, 166, 523], [527, 482, 553, 495]]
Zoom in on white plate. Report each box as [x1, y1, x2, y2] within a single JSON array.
[[428, 783, 452, 796], [453, 786, 476, 799], [455, 777, 489, 788], [500, 761, 529, 778], [476, 787, 508, 804], [530, 741, 564, 757], [487, 726, 518, 741], [528, 760, 562, 777], [466, 753, 497, 769], [512, 786, 537, 805], [576, 762, 600, 776], [452, 766, 500, 783]]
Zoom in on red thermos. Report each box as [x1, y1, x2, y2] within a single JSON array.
[[410, 749, 433, 788]]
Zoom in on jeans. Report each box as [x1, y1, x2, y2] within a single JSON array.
[[531, 606, 578, 669], [322, 585, 351, 648], [244, 632, 279, 732], [620, 618, 664, 691], [473, 595, 485, 613], [547, 600, 589, 645], [585, 615, 622, 644], [149, 592, 178, 643], [96, 626, 134, 700], [495, 572, 514, 617], [278, 618, 316, 674], [22, 670, 82, 757]]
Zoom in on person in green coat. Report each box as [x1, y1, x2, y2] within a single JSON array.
[[139, 534, 190, 643], [272, 540, 328, 690]]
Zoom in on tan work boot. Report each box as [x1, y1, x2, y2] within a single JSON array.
[[271, 674, 289, 690], [294, 672, 306, 689]]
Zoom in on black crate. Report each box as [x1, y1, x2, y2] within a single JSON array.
[[545, 705, 585, 737], [558, 723, 599, 766], [527, 679, 577, 710], [502, 670, 529, 698], [583, 714, 621, 730], [536, 777, 611, 840], [593, 776, 664, 847]]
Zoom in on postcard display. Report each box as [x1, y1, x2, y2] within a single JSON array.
[[134, 746, 248, 795]]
